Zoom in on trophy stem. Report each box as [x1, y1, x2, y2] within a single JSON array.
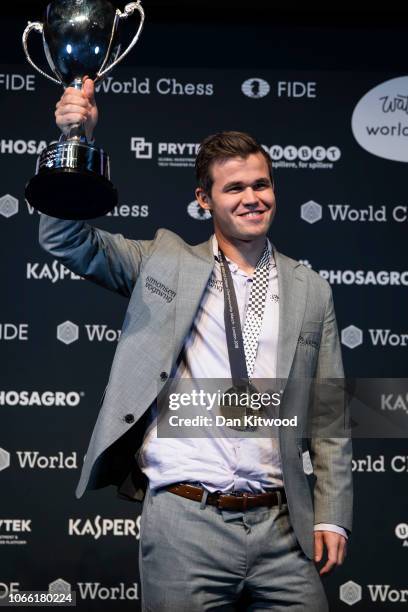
[[65, 78, 87, 142]]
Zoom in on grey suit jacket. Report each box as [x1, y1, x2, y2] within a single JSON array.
[[39, 215, 353, 559]]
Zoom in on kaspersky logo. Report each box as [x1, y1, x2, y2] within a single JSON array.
[[340, 581, 362, 606]]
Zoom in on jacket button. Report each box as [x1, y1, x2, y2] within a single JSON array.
[[124, 414, 134, 424], [160, 371, 168, 381]]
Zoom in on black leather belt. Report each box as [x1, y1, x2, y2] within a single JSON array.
[[166, 482, 287, 511]]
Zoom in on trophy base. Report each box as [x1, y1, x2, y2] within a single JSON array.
[[25, 141, 118, 220]]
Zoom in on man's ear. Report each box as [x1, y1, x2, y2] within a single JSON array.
[[195, 187, 212, 211]]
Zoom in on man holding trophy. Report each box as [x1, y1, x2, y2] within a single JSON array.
[[36, 76, 353, 611]]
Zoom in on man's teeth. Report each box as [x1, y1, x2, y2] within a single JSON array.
[[242, 211, 263, 217]]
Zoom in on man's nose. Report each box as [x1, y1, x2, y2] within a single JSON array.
[[241, 186, 257, 204]]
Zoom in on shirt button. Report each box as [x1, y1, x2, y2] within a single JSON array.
[[124, 414, 134, 424], [160, 371, 168, 381]]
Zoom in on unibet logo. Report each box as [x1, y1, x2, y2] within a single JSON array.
[[49, 579, 71, 595], [341, 325, 363, 349], [57, 321, 79, 345], [300, 201, 322, 224], [241, 78, 270, 99], [187, 200, 211, 221], [395, 523, 408, 546], [0, 448, 11, 471], [131, 137, 153, 159], [0, 194, 18, 218], [340, 581, 362, 606]]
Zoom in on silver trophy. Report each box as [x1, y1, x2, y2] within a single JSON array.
[[22, 0, 144, 219]]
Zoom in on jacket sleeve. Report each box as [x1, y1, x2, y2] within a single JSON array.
[[39, 214, 155, 298], [308, 285, 353, 533]]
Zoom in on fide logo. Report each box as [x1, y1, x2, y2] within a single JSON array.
[[340, 581, 362, 606], [241, 78, 270, 99], [187, 200, 211, 221]]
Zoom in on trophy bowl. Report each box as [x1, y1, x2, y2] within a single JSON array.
[[23, 0, 144, 219]]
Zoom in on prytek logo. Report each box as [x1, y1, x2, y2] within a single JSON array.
[[187, 200, 211, 221], [68, 515, 141, 540], [0, 73, 36, 91], [27, 261, 83, 283], [130, 138, 200, 168], [0, 390, 84, 407], [0, 324, 28, 341], [0, 140, 47, 155], [0, 194, 18, 218], [341, 326, 363, 349], [131, 137, 152, 159], [95, 76, 213, 96], [395, 523, 408, 547], [0, 519, 31, 546], [57, 322, 122, 344], [300, 200, 408, 223], [352, 76, 408, 162], [241, 78, 270, 99], [0, 448, 10, 471], [262, 144, 341, 170], [339, 581, 362, 606]]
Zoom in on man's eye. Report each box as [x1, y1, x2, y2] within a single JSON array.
[[254, 182, 269, 190]]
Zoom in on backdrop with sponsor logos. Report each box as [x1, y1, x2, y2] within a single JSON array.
[[1, 14, 408, 612]]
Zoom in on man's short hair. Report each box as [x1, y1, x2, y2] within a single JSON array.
[[195, 131, 273, 195]]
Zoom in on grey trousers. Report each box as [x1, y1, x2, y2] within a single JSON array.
[[139, 485, 328, 612]]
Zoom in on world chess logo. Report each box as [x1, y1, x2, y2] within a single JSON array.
[[341, 325, 363, 349], [241, 78, 270, 99], [0, 194, 18, 218], [339, 581, 362, 606], [131, 137, 153, 159], [57, 321, 79, 345], [0, 448, 10, 471], [49, 579, 71, 595], [300, 200, 322, 224], [187, 200, 211, 221]]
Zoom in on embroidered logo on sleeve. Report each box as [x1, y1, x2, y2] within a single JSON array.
[[145, 276, 176, 303]]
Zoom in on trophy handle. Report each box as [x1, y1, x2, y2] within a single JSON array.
[[22, 21, 62, 86], [96, 1, 145, 82]]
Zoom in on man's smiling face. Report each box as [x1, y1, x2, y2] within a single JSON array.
[[196, 152, 276, 243]]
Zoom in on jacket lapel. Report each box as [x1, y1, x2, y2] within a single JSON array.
[[173, 236, 214, 351], [274, 247, 307, 384]]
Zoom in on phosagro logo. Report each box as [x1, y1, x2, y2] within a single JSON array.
[[57, 321, 122, 345], [300, 200, 408, 224], [262, 144, 341, 170], [0, 194, 19, 218], [0, 140, 47, 155], [241, 78, 270, 99], [0, 390, 84, 407], [395, 523, 408, 547], [187, 200, 211, 221], [300, 260, 408, 287], [68, 515, 141, 540]]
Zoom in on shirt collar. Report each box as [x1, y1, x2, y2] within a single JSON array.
[[211, 235, 275, 275]]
